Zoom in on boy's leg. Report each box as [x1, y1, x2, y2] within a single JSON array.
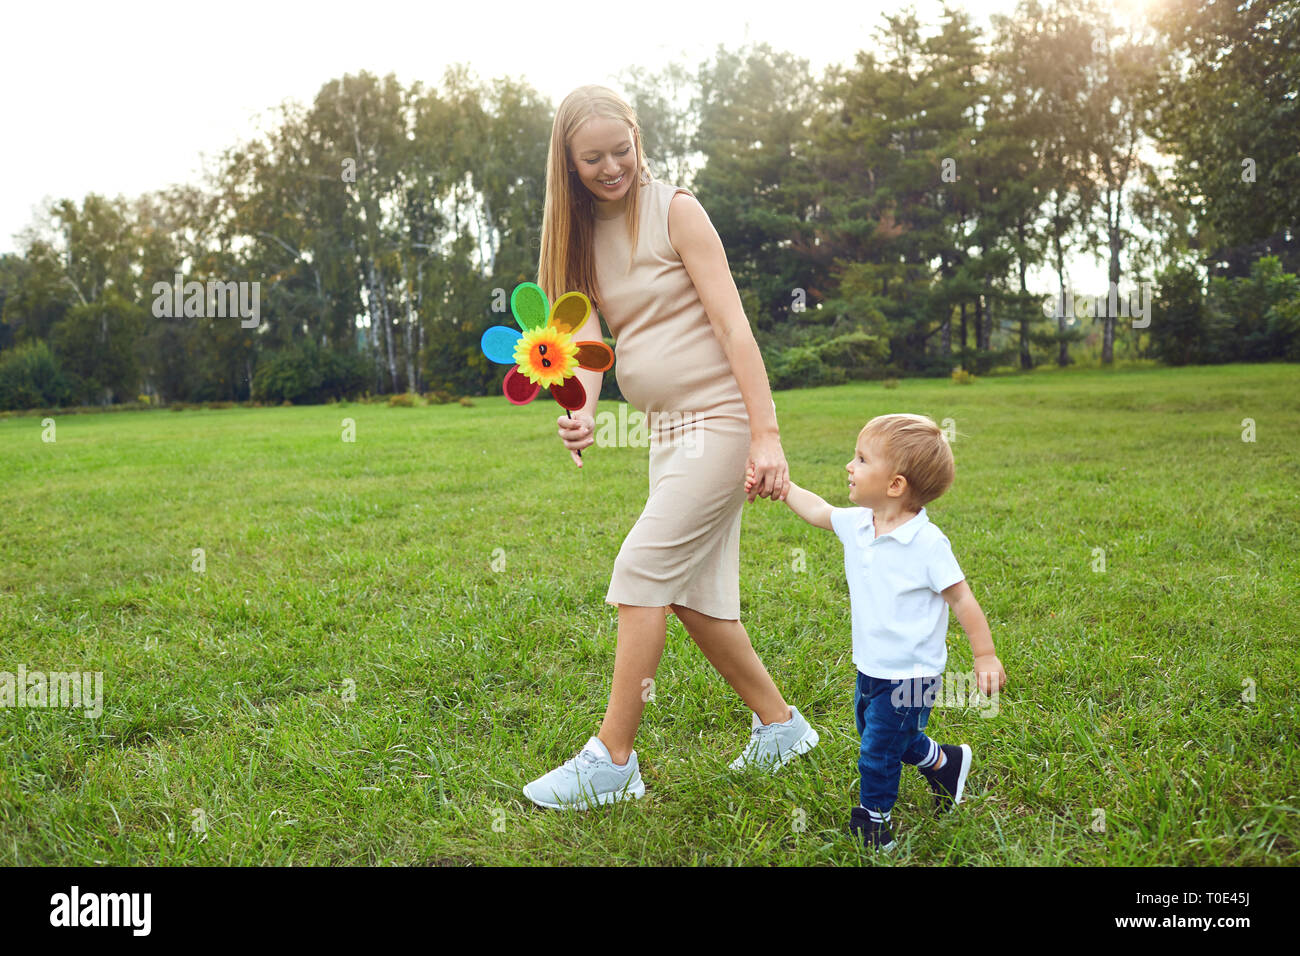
[[899, 675, 972, 815], [858, 676, 927, 818], [899, 675, 943, 771]]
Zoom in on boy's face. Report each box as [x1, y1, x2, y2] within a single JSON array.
[[845, 432, 906, 508]]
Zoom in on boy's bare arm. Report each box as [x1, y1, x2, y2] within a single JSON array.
[[745, 469, 833, 530], [941, 579, 1007, 695]]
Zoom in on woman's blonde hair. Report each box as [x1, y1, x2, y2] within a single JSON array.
[[537, 85, 654, 313], [860, 413, 955, 509]]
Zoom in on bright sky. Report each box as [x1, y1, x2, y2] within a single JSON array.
[[3, 0, 1154, 294]]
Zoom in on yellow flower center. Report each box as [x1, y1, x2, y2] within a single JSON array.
[[514, 325, 578, 388]]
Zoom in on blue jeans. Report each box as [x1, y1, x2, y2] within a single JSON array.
[[854, 671, 940, 813]]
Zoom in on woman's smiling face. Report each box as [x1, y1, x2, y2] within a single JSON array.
[[568, 116, 636, 204]]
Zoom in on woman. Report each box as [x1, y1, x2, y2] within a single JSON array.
[[522, 85, 818, 810]]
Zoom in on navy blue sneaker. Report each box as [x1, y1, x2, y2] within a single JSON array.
[[918, 743, 972, 817], [847, 806, 897, 852]]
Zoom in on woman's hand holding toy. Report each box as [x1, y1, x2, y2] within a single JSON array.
[[558, 412, 595, 467]]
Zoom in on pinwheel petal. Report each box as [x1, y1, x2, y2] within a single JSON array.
[[511, 282, 550, 332], [550, 291, 591, 334], [503, 365, 541, 405], [481, 326, 523, 364], [549, 376, 586, 411], [574, 340, 613, 372]]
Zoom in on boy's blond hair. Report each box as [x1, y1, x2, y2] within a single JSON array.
[[860, 413, 954, 509]]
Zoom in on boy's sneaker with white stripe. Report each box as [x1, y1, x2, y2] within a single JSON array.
[[918, 742, 972, 816], [728, 704, 820, 772], [523, 736, 646, 810], [847, 806, 897, 852]]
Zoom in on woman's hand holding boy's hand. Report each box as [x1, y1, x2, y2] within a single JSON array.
[[747, 434, 790, 503], [747, 463, 803, 508], [973, 654, 1007, 696]]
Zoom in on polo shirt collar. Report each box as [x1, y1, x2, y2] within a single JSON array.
[[857, 506, 929, 545]]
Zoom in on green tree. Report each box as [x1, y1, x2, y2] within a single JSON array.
[[0, 339, 74, 410], [50, 290, 144, 405], [694, 42, 824, 335], [1148, 0, 1300, 276]]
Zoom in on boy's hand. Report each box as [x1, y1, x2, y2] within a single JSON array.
[[973, 654, 1007, 696], [744, 464, 755, 493]]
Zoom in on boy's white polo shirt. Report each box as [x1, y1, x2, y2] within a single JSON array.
[[829, 505, 965, 680]]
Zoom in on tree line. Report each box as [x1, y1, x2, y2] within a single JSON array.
[[0, 0, 1296, 411]]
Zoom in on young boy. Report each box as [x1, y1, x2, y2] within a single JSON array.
[[746, 413, 1007, 851]]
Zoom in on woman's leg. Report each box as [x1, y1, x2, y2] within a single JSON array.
[[596, 604, 669, 766], [669, 603, 790, 726]]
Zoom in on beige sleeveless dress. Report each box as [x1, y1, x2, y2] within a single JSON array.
[[594, 179, 753, 620]]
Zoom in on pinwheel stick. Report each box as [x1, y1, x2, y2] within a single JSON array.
[[570, 410, 582, 460]]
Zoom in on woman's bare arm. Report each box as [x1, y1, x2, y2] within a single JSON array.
[[556, 307, 606, 466]]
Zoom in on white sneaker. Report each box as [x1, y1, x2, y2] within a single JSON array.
[[728, 704, 820, 772], [523, 736, 646, 810]]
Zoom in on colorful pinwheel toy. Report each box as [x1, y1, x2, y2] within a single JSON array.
[[479, 282, 614, 457]]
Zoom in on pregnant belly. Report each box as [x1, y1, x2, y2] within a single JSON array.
[[613, 349, 660, 413], [614, 328, 745, 417]]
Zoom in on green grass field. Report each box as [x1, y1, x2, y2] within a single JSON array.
[[1, 362, 1297, 865]]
